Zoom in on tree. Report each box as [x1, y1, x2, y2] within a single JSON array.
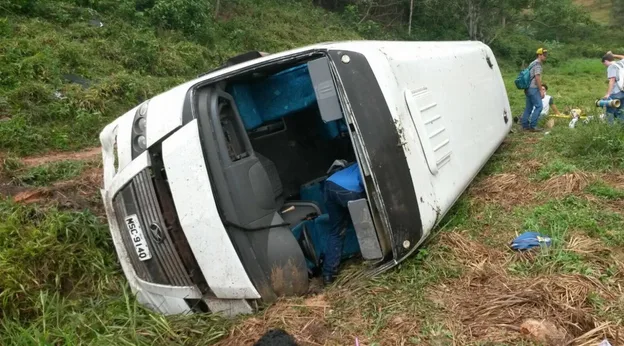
[[453, 0, 531, 42], [613, 0, 624, 26], [408, 0, 414, 35]]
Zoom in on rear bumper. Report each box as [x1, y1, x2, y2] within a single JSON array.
[[100, 118, 260, 316]]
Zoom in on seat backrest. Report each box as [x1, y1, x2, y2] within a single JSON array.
[[256, 152, 283, 200], [208, 89, 278, 227]]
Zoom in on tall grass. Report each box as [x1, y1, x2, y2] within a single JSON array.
[[0, 201, 231, 345]]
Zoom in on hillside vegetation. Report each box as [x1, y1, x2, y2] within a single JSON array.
[[0, 0, 361, 155], [2, 0, 624, 345]]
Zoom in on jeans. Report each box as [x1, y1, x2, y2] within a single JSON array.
[[605, 91, 624, 124], [323, 181, 364, 278], [521, 87, 543, 129]]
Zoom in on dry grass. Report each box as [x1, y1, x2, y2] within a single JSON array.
[[470, 173, 538, 209], [542, 171, 593, 197], [431, 232, 624, 346], [516, 159, 544, 175], [566, 234, 624, 278], [442, 232, 509, 267], [218, 270, 427, 345], [216, 295, 337, 346], [601, 173, 624, 190]]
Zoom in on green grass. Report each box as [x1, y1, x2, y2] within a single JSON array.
[[508, 195, 624, 275], [0, 0, 362, 156], [10, 160, 87, 186], [0, 200, 232, 345], [522, 195, 624, 246], [540, 121, 624, 170], [587, 180, 624, 200], [534, 160, 579, 180]]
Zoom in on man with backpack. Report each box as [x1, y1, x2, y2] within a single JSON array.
[[601, 52, 624, 123], [516, 48, 548, 132]]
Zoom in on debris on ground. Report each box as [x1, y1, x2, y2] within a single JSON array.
[[510, 231, 552, 251], [13, 189, 46, 204], [62, 74, 92, 88], [3, 167, 104, 215], [520, 319, 568, 345], [253, 329, 298, 346], [53, 91, 67, 100], [546, 118, 555, 129], [88, 19, 104, 27]]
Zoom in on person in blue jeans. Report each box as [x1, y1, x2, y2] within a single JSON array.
[[323, 162, 365, 285], [601, 52, 624, 123], [521, 48, 548, 132]]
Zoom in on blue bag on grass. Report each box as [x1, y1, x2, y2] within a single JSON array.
[[510, 231, 552, 251]]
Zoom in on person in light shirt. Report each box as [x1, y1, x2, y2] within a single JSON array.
[[601, 52, 624, 123], [533, 84, 562, 117]]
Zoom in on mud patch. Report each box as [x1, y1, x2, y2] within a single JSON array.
[[20, 147, 101, 167], [2, 167, 104, 216], [270, 258, 308, 297]]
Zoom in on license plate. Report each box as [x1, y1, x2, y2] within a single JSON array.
[[124, 215, 152, 261]]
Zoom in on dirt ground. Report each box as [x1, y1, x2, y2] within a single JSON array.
[[0, 147, 104, 215]]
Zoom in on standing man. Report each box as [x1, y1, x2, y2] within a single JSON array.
[[323, 161, 365, 285], [601, 52, 624, 123], [521, 48, 548, 132]]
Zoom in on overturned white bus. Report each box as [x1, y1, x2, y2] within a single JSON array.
[[99, 41, 512, 316]]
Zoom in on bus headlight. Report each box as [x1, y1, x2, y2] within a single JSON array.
[[131, 101, 149, 158]]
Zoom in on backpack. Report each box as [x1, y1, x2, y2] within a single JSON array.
[[514, 61, 538, 90], [614, 60, 624, 91]]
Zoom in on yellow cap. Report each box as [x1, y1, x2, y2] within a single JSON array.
[[536, 48, 548, 55]]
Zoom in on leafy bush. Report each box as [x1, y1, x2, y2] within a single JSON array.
[[148, 0, 215, 42], [490, 32, 542, 66]]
